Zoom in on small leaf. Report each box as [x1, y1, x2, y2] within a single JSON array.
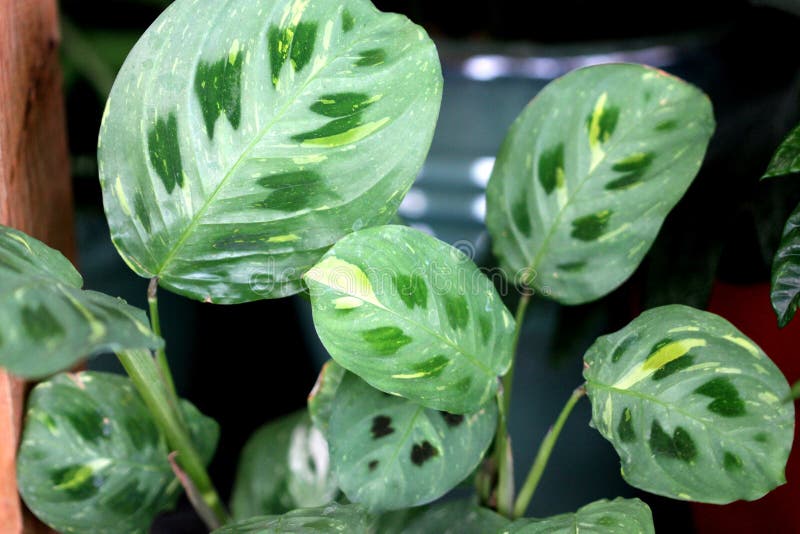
[[486, 64, 714, 305], [379, 500, 509, 534], [583, 305, 794, 504], [0, 225, 162, 378], [328, 373, 497, 511], [763, 122, 800, 179], [213, 503, 371, 533], [771, 204, 800, 327], [308, 360, 346, 438], [98, 0, 442, 303], [304, 225, 514, 414], [17, 372, 218, 533], [231, 411, 337, 520], [503, 498, 654, 533]]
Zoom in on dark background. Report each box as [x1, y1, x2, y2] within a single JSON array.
[[58, 1, 800, 531]]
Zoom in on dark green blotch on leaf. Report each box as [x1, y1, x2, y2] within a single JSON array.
[[411, 355, 449, 378], [356, 49, 386, 67], [371, 415, 394, 439], [723, 451, 743, 472], [21, 304, 65, 342], [538, 143, 565, 194], [511, 198, 532, 236], [268, 22, 318, 87], [571, 210, 612, 241], [133, 192, 152, 233], [410, 441, 438, 466], [341, 9, 355, 32], [606, 152, 654, 190], [652, 355, 695, 381], [368, 460, 379, 471], [50, 464, 101, 499], [394, 273, 428, 310], [694, 377, 746, 417], [255, 170, 338, 211], [587, 105, 620, 144], [612, 334, 638, 363], [558, 261, 586, 272], [311, 93, 374, 118], [147, 113, 184, 194], [440, 412, 464, 427], [478, 315, 492, 344], [655, 120, 678, 132], [649, 420, 697, 462], [361, 327, 412, 356], [443, 293, 469, 331], [194, 48, 244, 140], [618, 408, 635, 443]]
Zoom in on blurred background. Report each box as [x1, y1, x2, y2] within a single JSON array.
[[59, 0, 800, 531]]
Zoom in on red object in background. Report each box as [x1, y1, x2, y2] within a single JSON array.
[[693, 282, 800, 534]]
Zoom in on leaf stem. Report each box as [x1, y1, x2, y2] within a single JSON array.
[[513, 385, 586, 518], [117, 349, 229, 528], [494, 291, 532, 516], [148, 278, 178, 399]]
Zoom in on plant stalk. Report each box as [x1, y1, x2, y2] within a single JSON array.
[[117, 349, 229, 528], [494, 291, 532, 516], [148, 277, 178, 399], [513, 385, 586, 518]]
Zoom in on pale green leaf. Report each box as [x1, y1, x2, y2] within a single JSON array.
[[763, 122, 800, 179], [304, 225, 515, 414], [584, 305, 794, 503], [213, 503, 371, 533], [231, 410, 337, 519], [503, 498, 653, 533], [17, 372, 218, 534], [308, 359, 346, 438], [0, 225, 163, 378], [486, 64, 714, 305], [98, 0, 442, 304], [328, 373, 497, 511]]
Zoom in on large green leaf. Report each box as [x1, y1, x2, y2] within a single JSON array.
[[17, 372, 219, 534], [308, 359, 346, 438], [304, 225, 514, 414], [214, 503, 371, 533], [98, 0, 442, 304], [583, 305, 794, 504], [231, 410, 337, 519], [378, 500, 508, 534], [0, 225, 162, 378], [486, 64, 714, 305], [763, 122, 800, 179], [328, 373, 497, 511], [771, 205, 800, 327], [503, 498, 654, 534]]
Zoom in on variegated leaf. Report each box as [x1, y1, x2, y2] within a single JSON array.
[[98, 0, 442, 304], [584, 305, 794, 504], [763, 122, 800, 179], [503, 498, 653, 534], [0, 225, 162, 378], [308, 359, 346, 437], [328, 373, 497, 511], [231, 410, 337, 519], [377, 500, 509, 534], [17, 372, 219, 534], [304, 225, 515, 414], [771, 205, 800, 327], [486, 64, 714, 305], [213, 503, 371, 533]]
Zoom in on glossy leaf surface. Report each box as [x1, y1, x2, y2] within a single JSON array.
[[308, 359, 346, 437], [486, 64, 714, 304], [17, 372, 218, 533], [771, 205, 800, 327], [231, 410, 337, 519], [328, 373, 497, 511], [503, 498, 653, 534], [305, 225, 514, 413], [584, 305, 794, 503], [764, 122, 800, 179], [98, 0, 442, 303], [214, 503, 371, 533], [0, 225, 162, 378]]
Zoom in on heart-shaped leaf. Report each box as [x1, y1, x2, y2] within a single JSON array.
[[304, 225, 514, 414], [98, 0, 442, 304], [504, 498, 654, 533], [308, 359, 346, 438], [0, 225, 162, 378], [213, 503, 371, 533], [17, 372, 218, 533], [231, 410, 337, 519], [328, 373, 497, 511], [763, 122, 800, 179], [583, 305, 794, 504], [771, 205, 800, 327], [486, 64, 714, 305]]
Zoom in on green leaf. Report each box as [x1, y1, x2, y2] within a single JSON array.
[[771, 205, 800, 327], [503, 498, 654, 533], [764, 122, 800, 179], [231, 410, 337, 520], [304, 225, 514, 414], [17, 372, 219, 533], [328, 373, 497, 511], [213, 503, 371, 533], [308, 360, 346, 438], [380, 500, 509, 534], [583, 305, 794, 504], [486, 64, 714, 305], [0, 225, 163, 378], [98, 0, 442, 304]]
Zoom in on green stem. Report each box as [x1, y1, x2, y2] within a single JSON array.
[[494, 292, 532, 516], [117, 349, 229, 528], [148, 278, 178, 399], [513, 385, 586, 518]]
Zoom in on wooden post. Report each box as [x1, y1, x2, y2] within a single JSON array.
[[0, 1, 76, 532]]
